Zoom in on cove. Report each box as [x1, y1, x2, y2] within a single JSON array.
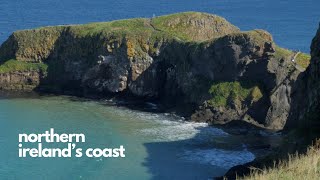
[[0, 95, 278, 179]]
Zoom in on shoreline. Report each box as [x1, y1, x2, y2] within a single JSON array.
[[1, 11, 318, 179], [0, 90, 284, 178]]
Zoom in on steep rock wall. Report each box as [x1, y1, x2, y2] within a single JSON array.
[[285, 24, 320, 130]]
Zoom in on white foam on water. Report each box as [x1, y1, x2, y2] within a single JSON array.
[[114, 107, 229, 142], [180, 148, 255, 169], [132, 110, 254, 169], [140, 120, 228, 142], [104, 106, 254, 169]]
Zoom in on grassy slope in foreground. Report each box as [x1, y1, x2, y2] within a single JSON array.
[[241, 145, 320, 180]]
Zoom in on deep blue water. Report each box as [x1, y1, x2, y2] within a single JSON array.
[[0, 0, 319, 52]]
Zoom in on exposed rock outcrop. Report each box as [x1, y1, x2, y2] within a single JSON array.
[[284, 24, 320, 130], [213, 23, 320, 180], [0, 12, 311, 130], [306, 25, 320, 120], [0, 71, 44, 91]]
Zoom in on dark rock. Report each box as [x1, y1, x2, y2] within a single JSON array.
[[0, 12, 308, 130]]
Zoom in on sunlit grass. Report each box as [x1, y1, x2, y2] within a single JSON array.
[[0, 59, 47, 73], [241, 144, 320, 180]]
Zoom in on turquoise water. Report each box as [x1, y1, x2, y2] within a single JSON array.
[[0, 1, 315, 179], [0, 95, 256, 179], [1, 0, 320, 52]]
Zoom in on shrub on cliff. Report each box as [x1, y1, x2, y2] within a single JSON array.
[[207, 81, 263, 108]]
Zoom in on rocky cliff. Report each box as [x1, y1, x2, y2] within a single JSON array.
[[219, 25, 320, 179], [306, 25, 320, 125], [0, 12, 310, 130], [286, 24, 320, 130]]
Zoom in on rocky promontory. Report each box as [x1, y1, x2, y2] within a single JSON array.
[[0, 12, 311, 130], [218, 24, 320, 179]]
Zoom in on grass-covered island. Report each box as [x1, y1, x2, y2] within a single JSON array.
[[1, 12, 319, 179]]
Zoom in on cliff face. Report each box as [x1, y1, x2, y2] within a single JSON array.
[[0, 12, 310, 130], [307, 26, 320, 118], [278, 24, 320, 131], [288, 25, 320, 130], [0, 71, 43, 91]]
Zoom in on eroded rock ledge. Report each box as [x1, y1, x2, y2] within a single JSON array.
[[0, 12, 311, 130]]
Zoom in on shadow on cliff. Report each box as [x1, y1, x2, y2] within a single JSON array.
[[35, 27, 111, 96], [285, 63, 320, 143]]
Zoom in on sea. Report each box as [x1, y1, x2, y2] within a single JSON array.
[[0, 0, 319, 179]]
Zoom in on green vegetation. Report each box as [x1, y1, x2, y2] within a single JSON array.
[[67, 18, 154, 37], [251, 86, 264, 101], [0, 12, 309, 79], [47, 11, 238, 42], [28, 12, 231, 41], [207, 81, 263, 108], [241, 144, 320, 180], [0, 12, 281, 64], [0, 59, 48, 73], [296, 53, 311, 69], [227, 30, 273, 46], [274, 46, 293, 60], [273, 46, 311, 71], [151, 11, 239, 41]]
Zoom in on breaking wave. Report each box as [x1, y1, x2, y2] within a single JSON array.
[[140, 121, 228, 142]]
